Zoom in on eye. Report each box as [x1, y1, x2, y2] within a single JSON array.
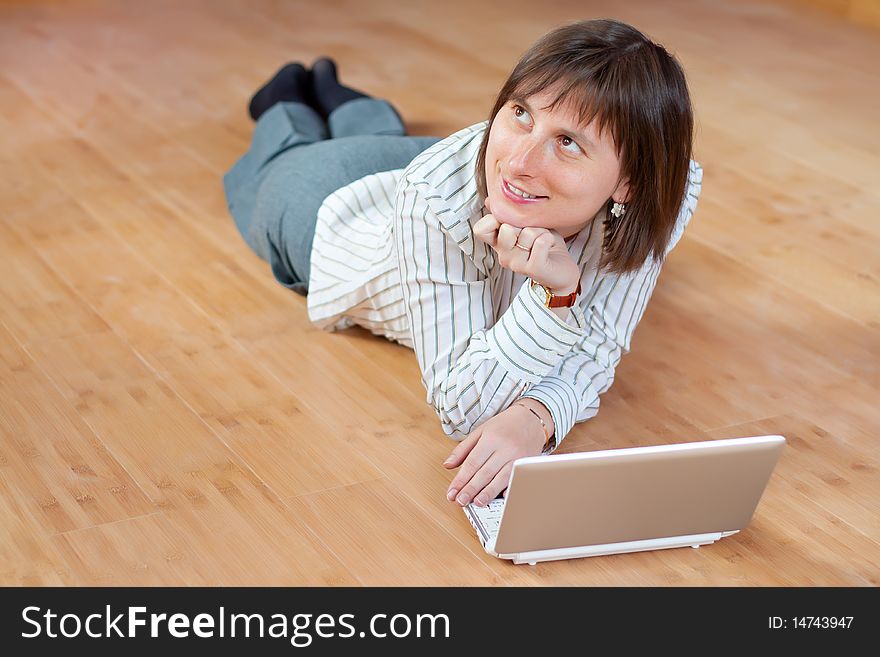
[[559, 135, 582, 154], [511, 104, 583, 155], [512, 104, 530, 123]]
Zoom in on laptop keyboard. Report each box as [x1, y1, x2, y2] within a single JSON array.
[[469, 498, 506, 541]]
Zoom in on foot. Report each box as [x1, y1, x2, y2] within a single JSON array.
[[248, 62, 312, 121], [310, 57, 370, 120]]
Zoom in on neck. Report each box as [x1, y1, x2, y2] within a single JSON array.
[[564, 216, 597, 242]]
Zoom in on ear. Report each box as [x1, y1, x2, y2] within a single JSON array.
[[612, 177, 631, 204]]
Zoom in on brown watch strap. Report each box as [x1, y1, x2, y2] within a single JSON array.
[[547, 280, 581, 308]]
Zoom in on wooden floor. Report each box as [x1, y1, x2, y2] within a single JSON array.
[[0, 0, 877, 586]]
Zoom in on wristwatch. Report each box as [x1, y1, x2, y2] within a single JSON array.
[[530, 278, 581, 308]]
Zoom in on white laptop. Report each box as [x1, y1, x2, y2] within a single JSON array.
[[463, 435, 785, 565]]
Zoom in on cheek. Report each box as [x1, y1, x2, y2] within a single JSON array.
[[486, 123, 511, 163], [485, 146, 504, 188], [548, 175, 599, 211], [485, 142, 498, 170], [593, 159, 622, 194]]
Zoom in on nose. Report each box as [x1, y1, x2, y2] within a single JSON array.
[[507, 134, 543, 178]]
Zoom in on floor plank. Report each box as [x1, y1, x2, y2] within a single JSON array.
[[0, 0, 877, 585]]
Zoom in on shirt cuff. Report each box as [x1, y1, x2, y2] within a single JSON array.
[[484, 280, 587, 384], [518, 375, 580, 452]]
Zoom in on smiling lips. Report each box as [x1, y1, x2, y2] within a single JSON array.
[[501, 177, 547, 205]]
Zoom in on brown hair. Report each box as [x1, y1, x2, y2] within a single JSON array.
[[475, 19, 694, 275]]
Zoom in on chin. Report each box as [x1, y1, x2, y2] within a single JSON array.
[[487, 190, 531, 225], [492, 210, 530, 229], [485, 192, 512, 224]]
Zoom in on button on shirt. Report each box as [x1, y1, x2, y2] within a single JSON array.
[[307, 120, 703, 448]]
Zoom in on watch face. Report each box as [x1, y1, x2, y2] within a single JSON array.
[[531, 281, 550, 306]]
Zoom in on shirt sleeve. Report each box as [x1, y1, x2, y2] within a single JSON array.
[[393, 176, 589, 440], [517, 257, 663, 453], [518, 160, 704, 452]]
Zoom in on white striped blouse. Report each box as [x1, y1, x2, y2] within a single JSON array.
[[307, 120, 703, 449]]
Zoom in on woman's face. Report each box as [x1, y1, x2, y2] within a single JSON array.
[[484, 85, 630, 239]]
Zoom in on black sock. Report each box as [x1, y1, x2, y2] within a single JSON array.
[[248, 62, 312, 121], [310, 57, 370, 120]]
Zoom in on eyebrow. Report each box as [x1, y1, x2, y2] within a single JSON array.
[[511, 96, 598, 151]]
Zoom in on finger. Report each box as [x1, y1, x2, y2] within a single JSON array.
[[446, 434, 490, 501], [527, 231, 554, 268], [443, 430, 480, 470], [447, 438, 494, 502], [507, 237, 534, 274], [472, 214, 500, 247], [453, 452, 506, 506], [507, 227, 545, 274], [515, 226, 545, 250], [496, 222, 522, 252], [472, 462, 514, 507]]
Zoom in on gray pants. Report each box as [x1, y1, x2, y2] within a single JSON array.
[[223, 97, 441, 296]]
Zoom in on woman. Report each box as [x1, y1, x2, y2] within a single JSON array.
[[223, 19, 703, 510]]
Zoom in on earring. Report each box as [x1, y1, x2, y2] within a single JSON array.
[[610, 200, 627, 218]]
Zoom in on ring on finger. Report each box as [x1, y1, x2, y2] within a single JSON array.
[[514, 242, 531, 252]]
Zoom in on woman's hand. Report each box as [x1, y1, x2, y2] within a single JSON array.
[[443, 403, 547, 507], [473, 199, 580, 292]]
